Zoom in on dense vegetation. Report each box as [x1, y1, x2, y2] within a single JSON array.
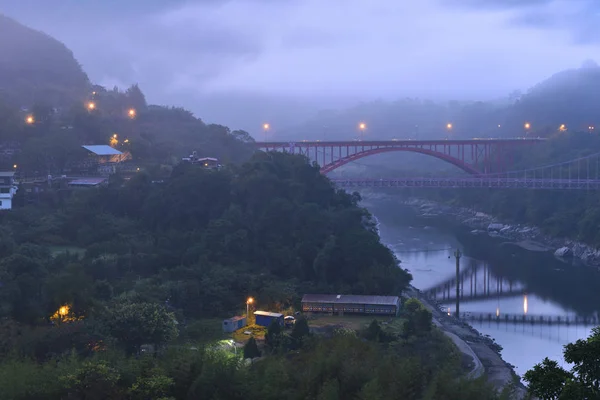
[[0, 151, 510, 399], [524, 327, 600, 399], [0, 299, 503, 399], [415, 132, 600, 246]]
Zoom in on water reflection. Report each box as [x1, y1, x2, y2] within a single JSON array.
[[370, 200, 600, 376]]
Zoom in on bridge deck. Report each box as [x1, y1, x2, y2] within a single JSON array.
[[256, 138, 545, 147], [332, 177, 600, 190]]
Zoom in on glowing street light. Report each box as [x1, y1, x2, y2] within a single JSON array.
[[13, 164, 17, 169], [446, 123, 453, 130], [524, 122, 531, 130], [359, 122, 366, 130], [497, 124, 501, 128], [246, 297, 254, 321], [128, 108, 136, 118], [559, 124, 567, 132], [263, 123, 270, 130], [25, 115, 34, 125], [589, 126, 595, 133], [87, 102, 96, 111], [113, 134, 118, 139]]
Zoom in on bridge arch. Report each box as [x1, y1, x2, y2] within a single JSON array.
[[321, 147, 482, 175]]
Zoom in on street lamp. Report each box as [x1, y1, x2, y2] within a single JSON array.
[[262, 123, 270, 141], [559, 124, 567, 132], [446, 123, 453, 130], [246, 297, 254, 322], [128, 108, 136, 118], [25, 115, 34, 125], [358, 122, 366, 140], [524, 122, 531, 130], [589, 126, 595, 133], [87, 102, 96, 111]]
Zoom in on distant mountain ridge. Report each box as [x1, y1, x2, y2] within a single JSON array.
[[278, 62, 600, 141], [0, 14, 90, 107]]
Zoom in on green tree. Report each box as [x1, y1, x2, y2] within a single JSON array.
[[129, 373, 174, 400], [243, 337, 261, 359], [104, 302, 178, 355], [60, 361, 122, 400], [291, 317, 310, 342], [524, 327, 600, 399], [523, 358, 572, 400], [265, 320, 283, 351]]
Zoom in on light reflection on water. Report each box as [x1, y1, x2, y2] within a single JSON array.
[[371, 201, 597, 378]]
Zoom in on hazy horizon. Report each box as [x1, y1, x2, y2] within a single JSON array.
[[1, 0, 599, 132]]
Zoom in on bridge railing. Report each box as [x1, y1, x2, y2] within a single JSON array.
[[454, 310, 599, 326]]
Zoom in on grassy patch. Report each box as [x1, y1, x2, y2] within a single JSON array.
[[232, 324, 267, 343], [48, 246, 86, 258], [183, 318, 228, 344], [307, 314, 404, 332]]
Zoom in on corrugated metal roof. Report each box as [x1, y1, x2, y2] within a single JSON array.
[[82, 145, 123, 156], [68, 178, 107, 186], [254, 311, 283, 318], [301, 294, 400, 306], [225, 315, 246, 322]]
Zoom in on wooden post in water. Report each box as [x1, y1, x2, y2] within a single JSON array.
[[454, 249, 462, 318]]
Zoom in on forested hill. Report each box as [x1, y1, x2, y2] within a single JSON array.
[[0, 15, 90, 107], [278, 61, 600, 141]]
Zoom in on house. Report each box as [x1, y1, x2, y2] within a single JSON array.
[[222, 316, 247, 333], [301, 294, 401, 316], [254, 311, 284, 327], [181, 152, 221, 169], [81, 145, 132, 175], [0, 172, 18, 210]]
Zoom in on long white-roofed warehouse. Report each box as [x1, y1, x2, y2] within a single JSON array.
[[301, 294, 401, 316]]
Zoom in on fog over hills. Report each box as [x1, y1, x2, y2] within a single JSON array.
[[0, 14, 89, 107]]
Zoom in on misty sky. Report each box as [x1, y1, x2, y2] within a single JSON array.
[[1, 0, 599, 131]]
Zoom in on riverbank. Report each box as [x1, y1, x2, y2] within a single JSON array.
[[405, 286, 529, 399], [362, 190, 600, 268]]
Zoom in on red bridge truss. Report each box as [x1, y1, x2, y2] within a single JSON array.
[[255, 139, 545, 175]]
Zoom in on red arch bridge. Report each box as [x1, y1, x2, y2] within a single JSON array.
[[256, 139, 600, 190]]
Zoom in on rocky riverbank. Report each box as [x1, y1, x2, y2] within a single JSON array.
[[406, 286, 529, 399], [402, 197, 600, 268]]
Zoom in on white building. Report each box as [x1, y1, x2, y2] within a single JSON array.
[[0, 172, 18, 210]]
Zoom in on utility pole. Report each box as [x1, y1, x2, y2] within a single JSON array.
[[454, 249, 462, 318]]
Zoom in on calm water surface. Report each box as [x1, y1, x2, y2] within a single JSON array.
[[368, 198, 600, 378]]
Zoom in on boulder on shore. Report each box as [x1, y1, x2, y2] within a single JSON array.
[[554, 247, 572, 258]]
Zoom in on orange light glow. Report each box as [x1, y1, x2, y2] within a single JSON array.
[[524, 122, 531, 130], [87, 102, 96, 110], [247, 297, 254, 304], [25, 115, 34, 124], [446, 123, 453, 130], [359, 123, 366, 130], [128, 108, 136, 118]]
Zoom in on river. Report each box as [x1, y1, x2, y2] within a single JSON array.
[[367, 197, 600, 379]]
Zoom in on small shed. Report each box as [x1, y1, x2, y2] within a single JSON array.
[[68, 178, 108, 187], [222, 316, 247, 333], [254, 311, 284, 328]]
